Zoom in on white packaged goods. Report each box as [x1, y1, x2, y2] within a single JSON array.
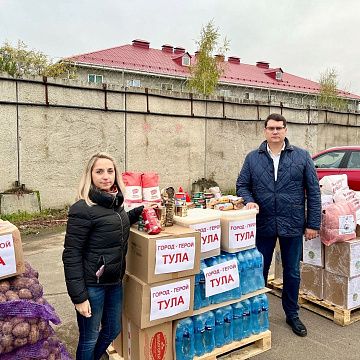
[[319, 174, 348, 195], [174, 208, 221, 259], [218, 209, 258, 252], [303, 236, 324, 267]]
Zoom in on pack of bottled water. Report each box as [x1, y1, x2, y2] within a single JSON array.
[[175, 294, 269, 359]]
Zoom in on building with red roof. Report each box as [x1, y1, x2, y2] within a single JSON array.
[[67, 39, 360, 110]]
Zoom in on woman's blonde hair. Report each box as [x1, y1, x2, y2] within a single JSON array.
[[77, 152, 125, 205]]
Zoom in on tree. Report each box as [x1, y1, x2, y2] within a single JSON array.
[[0, 40, 76, 78], [317, 68, 347, 110], [187, 21, 229, 96]]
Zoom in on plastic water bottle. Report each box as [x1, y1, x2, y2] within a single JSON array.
[[222, 305, 234, 345], [199, 260, 210, 308], [251, 247, 265, 290], [223, 251, 241, 300], [218, 253, 233, 302], [241, 299, 252, 338], [232, 301, 244, 341], [193, 314, 206, 356], [194, 271, 202, 310], [258, 293, 270, 332], [205, 256, 220, 304], [175, 317, 195, 360], [250, 296, 262, 335], [204, 311, 215, 354], [244, 249, 256, 293], [214, 307, 225, 348], [237, 250, 248, 295]]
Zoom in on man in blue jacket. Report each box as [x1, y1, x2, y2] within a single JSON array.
[[236, 113, 321, 337]]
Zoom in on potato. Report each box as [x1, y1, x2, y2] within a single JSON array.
[[28, 323, 40, 344], [48, 353, 56, 360], [11, 277, 29, 290], [14, 337, 28, 348], [18, 288, 33, 300], [0, 280, 10, 293], [29, 283, 43, 299], [12, 322, 30, 338], [1, 334, 13, 348], [10, 317, 25, 326], [2, 321, 13, 335], [5, 290, 19, 301], [0, 294, 6, 303], [36, 297, 46, 305], [38, 319, 47, 331]]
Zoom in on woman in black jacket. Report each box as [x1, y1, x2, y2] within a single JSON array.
[[62, 152, 143, 360]]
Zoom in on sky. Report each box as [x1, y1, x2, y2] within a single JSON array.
[[1, 0, 359, 95]]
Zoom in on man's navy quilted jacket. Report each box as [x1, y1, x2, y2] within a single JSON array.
[[236, 138, 321, 238]]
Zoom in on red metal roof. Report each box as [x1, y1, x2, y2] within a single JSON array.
[[67, 41, 360, 100]]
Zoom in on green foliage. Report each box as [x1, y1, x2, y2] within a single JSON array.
[[1, 208, 67, 224], [187, 21, 229, 96], [317, 68, 347, 110], [0, 40, 76, 79]]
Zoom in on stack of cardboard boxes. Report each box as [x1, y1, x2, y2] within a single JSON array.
[[111, 206, 269, 359], [301, 235, 360, 310], [120, 224, 201, 360]]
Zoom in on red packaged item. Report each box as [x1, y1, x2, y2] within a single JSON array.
[[122, 172, 143, 203], [142, 208, 161, 235], [142, 172, 161, 203]]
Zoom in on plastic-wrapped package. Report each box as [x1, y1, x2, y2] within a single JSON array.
[[142, 208, 161, 235], [142, 172, 161, 203], [300, 263, 323, 299], [320, 201, 357, 246], [122, 171, 143, 203], [319, 174, 348, 195]]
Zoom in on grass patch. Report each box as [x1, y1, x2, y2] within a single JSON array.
[[1, 208, 68, 225]]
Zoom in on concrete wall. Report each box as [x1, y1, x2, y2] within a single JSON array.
[[1, 74, 359, 209]]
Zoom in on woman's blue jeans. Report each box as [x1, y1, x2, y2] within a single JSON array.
[[256, 234, 302, 319], [76, 284, 122, 360]]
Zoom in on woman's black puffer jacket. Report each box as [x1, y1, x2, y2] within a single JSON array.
[[62, 187, 143, 304]]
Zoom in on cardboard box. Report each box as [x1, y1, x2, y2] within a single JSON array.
[[323, 270, 360, 309], [174, 208, 221, 259], [324, 238, 360, 277], [123, 313, 172, 360], [303, 235, 324, 267], [300, 262, 323, 299], [219, 209, 257, 253], [127, 225, 200, 284], [112, 331, 123, 357], [124, 273, 194, 329], [0, 220, 25, 280]]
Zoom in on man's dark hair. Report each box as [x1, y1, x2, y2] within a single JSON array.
[[264, 113, 287, 128]]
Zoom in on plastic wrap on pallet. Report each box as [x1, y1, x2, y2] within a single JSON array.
[[300, 263, 324, 299], [323, 270, 360, 309]]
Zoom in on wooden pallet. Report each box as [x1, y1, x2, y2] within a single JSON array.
[[267, 279, 360, 326], [106, 332, 271, 360], [107, 345, 124, 360], [196, 330, 271, 360]]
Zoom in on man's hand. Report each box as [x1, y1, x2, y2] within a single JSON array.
[[75, 300, 92, 318], [245, 202, 259, 210], [305, 228, 318, 241]]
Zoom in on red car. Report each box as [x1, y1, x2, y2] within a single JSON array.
[[312, 146, 360, 191]]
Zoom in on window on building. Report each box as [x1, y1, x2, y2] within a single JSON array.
[[126, 79, 141, 87], [275, 71, 283, 81], [161, 83, 173, 91], [182, 55, 190, 66], [88, 74, 103, 84], [220, 89, 232, 97], [245, 92, 255, 100]]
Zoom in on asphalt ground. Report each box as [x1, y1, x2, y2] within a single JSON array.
[[22, 229, 360, 360]]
